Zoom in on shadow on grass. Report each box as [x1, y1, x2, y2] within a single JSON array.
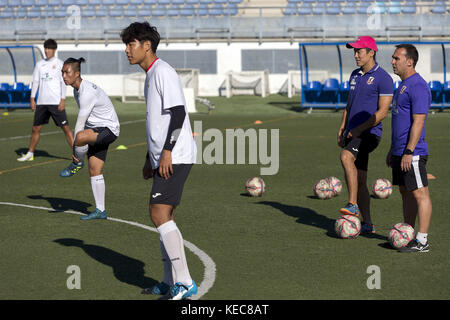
[[54, 238, 158, 291], [267, 101, 303, 113], [28, 195, 92, 214], [15, 148, 71, 161]]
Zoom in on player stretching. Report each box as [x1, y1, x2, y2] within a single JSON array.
[[59, 58, 120, 221], [121, 22, 197, 300], [337, 36, 393, 233], [388, 44, 432, 253], [18, 39, 73, 162]]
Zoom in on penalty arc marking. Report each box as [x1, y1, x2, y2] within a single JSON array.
[[0, 201, 216, 300]]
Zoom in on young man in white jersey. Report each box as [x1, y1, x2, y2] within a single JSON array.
[[18, 39, 74, 162], [59, 58, 120, 221], [121, 22, 197, 300]]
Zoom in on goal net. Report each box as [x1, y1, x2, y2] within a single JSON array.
[[223, 70, 269, 98], [122, 68, 200, 108]]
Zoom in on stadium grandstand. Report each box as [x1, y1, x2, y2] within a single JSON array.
[[1, 0, 450, 109]]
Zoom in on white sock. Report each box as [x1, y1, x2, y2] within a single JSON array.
[[74, 145, 88, 163], [157, 221, 192, 286], [27, 151, 34, 156], [416, 232, 428, 245], [160, 238, 174, 286], [90, 174, 105, 212]]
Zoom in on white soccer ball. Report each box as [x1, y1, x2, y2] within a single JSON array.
[[335, 215, 361, 239], [245, 177, 265, 197], [388, 223, 415, 249], [327, 176, 342, 196], [372, 178, 392, 199], [313, 178, 334, 199]]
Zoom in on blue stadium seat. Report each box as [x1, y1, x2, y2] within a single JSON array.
[[143, 0, 158, 3], [16, 8, 27, 19], [313, 3, 326, 15], [228, 0, 242, 3], [317, 0, 330, 3], [102, 0, 114, 5], [444, 81, 450, 103], [49, 0, 60, 6], [428, 81, 443, 104], [320, 78, 339, 103], [402, 2, 416, 14], [284, 3, 297, 16], [0, 0, 7, 7], [167, 4, 179, 16], [130, 0, 142, 4], [62, 0, 76, 5], [89, 0, 102, 5], [223, 3, 238, 16], [159, 0, 171, 5], [96, 5, 108, 17], [180, 4, 195, 16], [388, 2, 401, 14], [125, 5, 138, 17], [54, 6, 69, 18], [342, 2, 356, 14], [1, 7, 14, 19], [152, 5, 166, 16], [138, 7, 152, 17], [28, 7, 42, 18], [23, 0, 35, 7], [210, 3, 223, 16], [173, 0, 185, 4], [431, 1, 446, 14], [340, 81, 349, 103], [200, 0, 213, 4], [197, 3, 209, 16], [186, 0, 199, 4], [326, 2, 341, 15], [116, 0, 128, 5], [0, 83, 11, 104], [76, 0, 89, 5], [36, 0, 49, 6], [109, 6, 124, 17], [8, 0, 21, 6], [304, 81, 322, 103], [10, 82, 29, 104], [214, 0, 227, 4], [298, 2, 312, 15], [82, 5, 96, 17]]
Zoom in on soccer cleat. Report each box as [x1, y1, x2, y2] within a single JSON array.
[[141, 282, 171, 295], [17, 153, 34, 162], [169, 280, 198, 300], [60, 161, 84, 177], [339, 203, 360, 217], [361, 222, 376, 234], [398, 239, 430, 253], [80, 208, 107, 221]]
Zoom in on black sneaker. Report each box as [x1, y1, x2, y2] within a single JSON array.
[[398, 239, 430, 253]]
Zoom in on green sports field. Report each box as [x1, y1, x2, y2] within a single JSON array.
[[0, 95, 449, 300]]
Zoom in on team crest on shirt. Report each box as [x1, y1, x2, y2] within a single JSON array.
[[52, 64, 56, 69], [400, 85, 407, 94], [366, 77, 375, 85]]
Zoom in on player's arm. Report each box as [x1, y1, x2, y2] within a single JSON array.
[[337, 103, 348, 147], [58, 64, 67, 112], [30, 64, 40, 111], [159, 105, 186, 180], [349, 95, 392, 138], [400, 113, 426, 172]]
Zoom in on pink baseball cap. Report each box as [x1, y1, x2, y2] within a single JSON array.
[[346, 36, 378, 52]]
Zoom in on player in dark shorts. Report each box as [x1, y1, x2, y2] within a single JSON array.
[[59, 58, 120, 221], [337, 36, 393, 234], [388, 44, 432, 253], [18, 39, 73, 162]]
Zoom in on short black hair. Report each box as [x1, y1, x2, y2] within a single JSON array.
[[63, 57, 85, 73], [120, 22, 160, 53], [44, 39, 57, 50], [396, 44, 419, 67]]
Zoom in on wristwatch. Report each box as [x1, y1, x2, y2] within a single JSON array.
[[404, 148, 413, 155]]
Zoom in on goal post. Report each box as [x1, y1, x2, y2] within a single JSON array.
[[225, 70, 270, 98]]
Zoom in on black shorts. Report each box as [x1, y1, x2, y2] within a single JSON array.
[[33, 104, 69, 127], [150, 164, 193, 207], [87, 127, 117, 162], [391, 155, 428, 191], [344, 132, 380, 171]]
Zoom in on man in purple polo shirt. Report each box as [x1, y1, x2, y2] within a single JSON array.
[[337, 36, 393, 234], [387, 44, 432, 253]]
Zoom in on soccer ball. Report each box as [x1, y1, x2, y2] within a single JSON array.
[[313, 179, 334, 199], [372, 178, 392, 199], [327, 176, 342, 196], [388, 223, 415, 249], [245, 177, 265, 197], [335, 215, 361, 239]]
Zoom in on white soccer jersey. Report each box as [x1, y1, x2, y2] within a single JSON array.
[[31, 57, 66, 105], [73, 79, 120, 137], [144, 58, 197, 169]]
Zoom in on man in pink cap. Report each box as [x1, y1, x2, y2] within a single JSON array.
[[337, 36, 393, 234]]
